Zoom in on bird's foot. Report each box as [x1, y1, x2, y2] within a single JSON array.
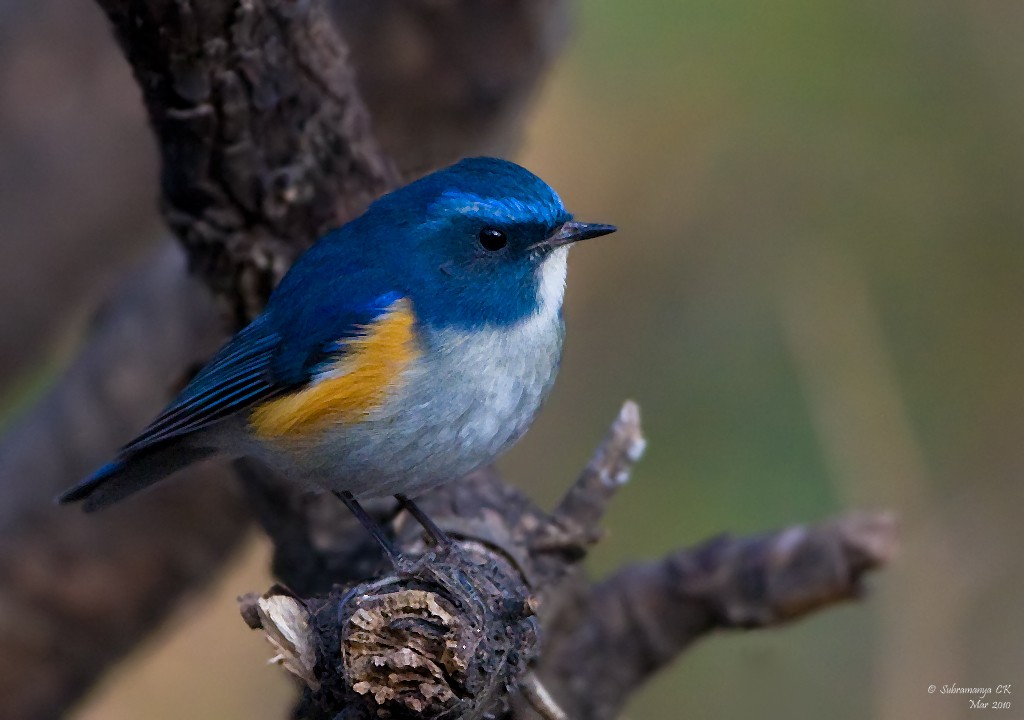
[[333, 490, 404, 566], [333, 490, 455, 573], [395, 493, 455, 548]]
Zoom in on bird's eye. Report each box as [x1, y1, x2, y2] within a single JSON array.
[[478, 227, 508, 252]]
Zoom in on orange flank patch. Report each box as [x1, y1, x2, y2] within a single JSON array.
[[250, 299, 420, 438]]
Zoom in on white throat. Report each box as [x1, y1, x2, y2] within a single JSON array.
[[536, 246, 569, 317]]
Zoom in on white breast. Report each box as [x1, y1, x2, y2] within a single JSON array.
[[263, 248, 570, 498]]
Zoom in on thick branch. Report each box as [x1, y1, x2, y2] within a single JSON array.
[[94, 0, 398, 320], [0, 3, 572, 717], [240, 461, 608, 719], [533, 511, 898, 720]]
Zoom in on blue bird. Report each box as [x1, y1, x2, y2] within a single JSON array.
[[59, 157, 616, 554]]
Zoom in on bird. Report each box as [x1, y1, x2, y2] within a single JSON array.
[[58, 157, 616, 558]]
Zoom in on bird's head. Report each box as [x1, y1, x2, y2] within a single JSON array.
[[369, 157, 616, 328]]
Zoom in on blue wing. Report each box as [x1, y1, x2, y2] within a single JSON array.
[[117, 219, 406, 453], [121, 287, 405, 453], [60, 317, 290, 510], [60, 227, 407, 511], [123, 318, 285, 451]]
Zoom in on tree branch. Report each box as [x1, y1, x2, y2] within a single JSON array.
[[93, 0, 398, 320], [241, 404, 895, 719], [0, 2, 572, 717], [532, 510, 897, 719]]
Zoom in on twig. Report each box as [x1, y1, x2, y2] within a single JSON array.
[[520, 672, 569, 720], [533, 400, 646, 557]]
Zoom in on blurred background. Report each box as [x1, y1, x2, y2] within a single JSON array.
[[2, 0, 1022, 718]]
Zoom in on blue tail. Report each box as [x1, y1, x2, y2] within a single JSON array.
[[57, 441, 214, 512]]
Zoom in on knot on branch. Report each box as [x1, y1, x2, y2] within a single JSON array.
[[248, 541, 540, 720], [345, 589, 469, 711]]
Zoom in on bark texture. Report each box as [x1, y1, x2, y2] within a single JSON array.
[[93, 0, 397, 320], [0, 2, 569, 718]]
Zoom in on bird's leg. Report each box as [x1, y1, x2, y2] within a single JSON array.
[[395, 493, 454, 547], [333, 490, 401, 564]]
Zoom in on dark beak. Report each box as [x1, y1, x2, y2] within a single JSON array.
[[536, 221, 617, 250]]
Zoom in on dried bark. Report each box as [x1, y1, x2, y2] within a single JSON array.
[[92, 0, 397, 320]]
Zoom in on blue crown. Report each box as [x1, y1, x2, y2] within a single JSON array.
[[375, 157, 570, 232]]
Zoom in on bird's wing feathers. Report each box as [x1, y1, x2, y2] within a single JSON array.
[[123, 321, 284, 452], [250, 294, 419, 438], [120, 291, 410, 453]]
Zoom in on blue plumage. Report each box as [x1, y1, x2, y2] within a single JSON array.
[[58, 157, 616, 529], [125, 320, 282, 451]]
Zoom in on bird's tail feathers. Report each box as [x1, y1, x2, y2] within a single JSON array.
[[57, 441, 215, 512]]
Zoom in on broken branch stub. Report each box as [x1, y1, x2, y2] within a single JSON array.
[[248, 542, 539, 720]]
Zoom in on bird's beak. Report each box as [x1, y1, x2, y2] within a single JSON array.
[[534, 221, 617, 251]]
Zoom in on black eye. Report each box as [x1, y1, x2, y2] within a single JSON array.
[[478, 227, 508, 252]]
